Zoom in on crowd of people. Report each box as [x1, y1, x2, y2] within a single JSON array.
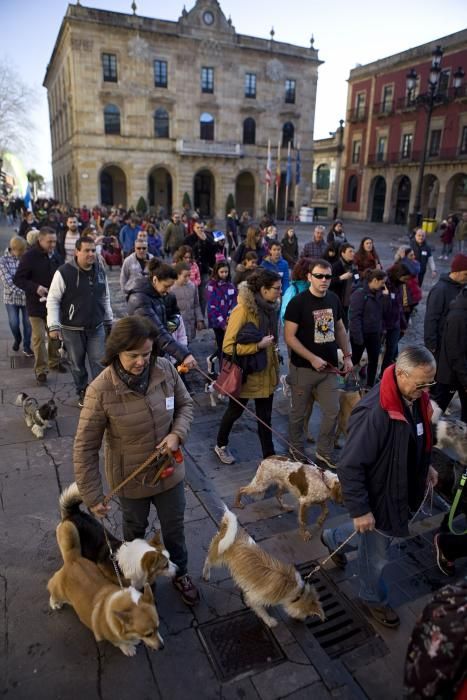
[[1, 200, 466, 693]]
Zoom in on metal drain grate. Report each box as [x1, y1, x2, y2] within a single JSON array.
[[298, 562, 375, 658], [198, 609, 285, 681], [10, 355, 35, 369]]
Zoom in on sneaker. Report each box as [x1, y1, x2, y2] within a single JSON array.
[[50, 364, 67, 374], [280, 374, 291, 398], [78, 390, 86, 408], [36, 373, 47, 384], [12, 341, 20, 352], [172, 574, 200, 606], [434, 533, 455, 576], [214, 444, 235, 464], [23, 349, 34, 358], [360, 602, 400, 629], [320, 530, 347, 569], [315, 451, 337, 471]]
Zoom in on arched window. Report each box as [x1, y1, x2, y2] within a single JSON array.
[[243, 117, 256, 145], [200, 112, 214, 141], [316, 164, 330, 190], [154, 108, 169, 138], [347, 175, 358, 203], [104, 104, 120, 135], [282, 122, 294, 148]]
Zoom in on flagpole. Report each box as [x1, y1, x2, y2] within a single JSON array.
[[294, 141, 300, 223], [265, 139, 270, 211], [284, 141, 291, 223], [274, 140, 280, 220]]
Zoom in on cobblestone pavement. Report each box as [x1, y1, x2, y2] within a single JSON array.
[[0, 220, 464, 700]]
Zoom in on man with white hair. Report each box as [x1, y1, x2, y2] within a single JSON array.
[[321, 346, 438, 629]]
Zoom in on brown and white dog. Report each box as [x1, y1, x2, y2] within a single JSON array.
[[203, 506, 324, 628], [235, 456, 343, 540], [431, 401, 467, 465], [59, 483, 177, 589], [47, 520, 164, 656]]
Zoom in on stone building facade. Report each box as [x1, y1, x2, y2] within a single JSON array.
[[311, 120, 344, 220], [339, 29, 467, 225], [44, 0, 321, 219]]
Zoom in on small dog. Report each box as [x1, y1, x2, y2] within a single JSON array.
[[304, 388, 362, 445], [15, 392, 57, 438], [235, 456, 343, 541], [48, 520, 164, 656], [431, 401, 467, 465], [59, 483, 177, 589], [203, 506, 324, 628]]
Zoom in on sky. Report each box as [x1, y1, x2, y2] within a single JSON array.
[[2, 0, 466, 183]]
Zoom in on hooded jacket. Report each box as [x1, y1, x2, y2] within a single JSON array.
[[338, 366, 433, 537], [436, 287, 467, 387], [223, 283, 279, 399], [424, 274, 464, 354], [46, 258, 112, 331]]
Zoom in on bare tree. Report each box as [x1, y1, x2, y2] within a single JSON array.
[[0, 61, 35, 155]]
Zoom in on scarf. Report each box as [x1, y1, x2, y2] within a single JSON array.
[[114, 357, 151, 395], [254, 292, 279, 341]]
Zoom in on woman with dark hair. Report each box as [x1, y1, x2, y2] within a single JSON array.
[[233, 226, 266, 265], [323, 241, 340, 265], [354, 237, 382, 275], [280, 256, 312, 323], [73, 315, 199, 605], [126, 259, 196, 368], [349, 269, 388, 388], [214, 269, 282, 464], [380, 262, 410, 372], [327, 219, 347, 246], [280, 227, 299, 268]]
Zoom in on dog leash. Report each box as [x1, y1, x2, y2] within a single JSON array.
[[304, 530, 358, 579], [102, 523, 124, 589], [447, 466, 467, 535]]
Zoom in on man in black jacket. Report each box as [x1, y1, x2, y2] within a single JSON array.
[[424, 254, 467, 359], [321, 346, 438, 629], [185, 220, 216, 313], [330, 243, 357, 329], [14, 227, 65, 383], [46, 237, 113, 407]]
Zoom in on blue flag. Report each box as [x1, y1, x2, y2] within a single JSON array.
[[286, 150, 292, 187], [295, 149, 301, 186]]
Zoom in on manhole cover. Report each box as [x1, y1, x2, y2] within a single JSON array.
[[298, 562, 375, 658], [198, 609, 285, 681], [11, 355, 35, 369]]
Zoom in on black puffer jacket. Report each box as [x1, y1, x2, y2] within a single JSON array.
[[436, 287, 467, 388], [126, 278, 189, 364], [13, 242, 62, 318], [424, 274, 464, 355]]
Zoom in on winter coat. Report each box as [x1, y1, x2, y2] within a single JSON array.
[[146, 233, 163, 258], [172, 280, 203, 342], [339, 366, 433, 537], [188, 261, 201, 287], [0, 249, 26, 305], [280, 235, 299, 267], [13, 242, 62, 319], [436, 287, 467, 388], [119, 224, 141, 254], [424, 274, 464, 355], [410, 239, 432, 275], [330, 258, 359, 308], [163, 222, 186, 254], [126, 278, 190, 364], [302, 238, 327, 259], [233, 242, 266, 265], [279, 280, 308, 323], [223, 283, 279, 399], [73, 358, 193, 508], [349, 283, 385, 345], [353, 251, 381, 275], [440, 222, 455, 244], [454, 219, 467, 242], [383, 275, 406, 332], [119, 252, 153, 296], [206, 279, 237, 330], [47, 259, 113, 331], [184, 233, 216, 275], [261, 256, 290, 293]]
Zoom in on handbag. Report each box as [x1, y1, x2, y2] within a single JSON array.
[[214, 347, 243, 398]]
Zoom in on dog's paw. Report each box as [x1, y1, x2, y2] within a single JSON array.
[[301, 530, 313, 542], [233, 500, 244, 510], [49, 597, 63, 610], [202, 569, 211, 581], [118, 643, 137, 657], [265, 617, 278, 628]]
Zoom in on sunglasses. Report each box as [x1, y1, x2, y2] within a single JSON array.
[[311, 273, 332, 280], [136, 247, 147, 250]]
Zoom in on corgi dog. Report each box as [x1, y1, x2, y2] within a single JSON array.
[[47, 520, 164, 656], [203, 506, 324, 628], [59, 483, 177, 589], [235, 456, 343, 541], [15, 392, 57, 438]]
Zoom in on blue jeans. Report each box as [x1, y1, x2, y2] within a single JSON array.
[[324, 521, 391, 605], [61, 326, 105, 394], [119, 480, 188, 575], [6, 304, 32, 349]]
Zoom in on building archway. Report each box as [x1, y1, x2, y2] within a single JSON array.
[[392, 175, 411, 225], [235, 171, 255, 217], [148, 167, 172, 215], [421, 174, 439, 218], [100, 165, 127, 208], [369, 176, 386, 222], [194, 169, 214, 218], [444, 173, 467, 217]]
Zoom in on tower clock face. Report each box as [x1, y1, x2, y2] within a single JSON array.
[[203, 10, 214, 25]]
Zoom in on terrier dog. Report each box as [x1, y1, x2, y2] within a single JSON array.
[[431, 401, 467, 465], [15, 392, 57, 438], [203, 506, 324, 628], [235, 456, 343, 541], [47, 520, 164, 656], [59, 482, 177, 589]]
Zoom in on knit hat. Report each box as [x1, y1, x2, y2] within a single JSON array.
[[450, 254, 467, 273]]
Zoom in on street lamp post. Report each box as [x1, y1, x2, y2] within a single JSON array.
[[407, 45, 464, 231]]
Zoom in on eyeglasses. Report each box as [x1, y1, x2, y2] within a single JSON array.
[[414, 380, 436, 390], [311, 273, 332, 280], [270, 286, 282, 291]]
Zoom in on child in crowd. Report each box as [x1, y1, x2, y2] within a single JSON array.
[[172, 262, 205, 343], [173, 245, 201, 287], [233, 251, 258, 286], [205, 261, 237, 373], [146, 224, 163, 258]]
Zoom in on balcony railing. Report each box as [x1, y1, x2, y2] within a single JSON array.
[[175, 139, 244, 157], [346, 107, 368, 123], [367, 147, 467, 165], [373, 102, 395, 117]]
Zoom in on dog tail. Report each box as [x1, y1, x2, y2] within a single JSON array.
[[56, 520, 81, 562], [14, 392, 27, 407], [218, 505, 238, 555], [59, 482, 83, 520]]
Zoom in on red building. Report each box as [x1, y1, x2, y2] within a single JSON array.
[[340, 29, 467, 225]]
